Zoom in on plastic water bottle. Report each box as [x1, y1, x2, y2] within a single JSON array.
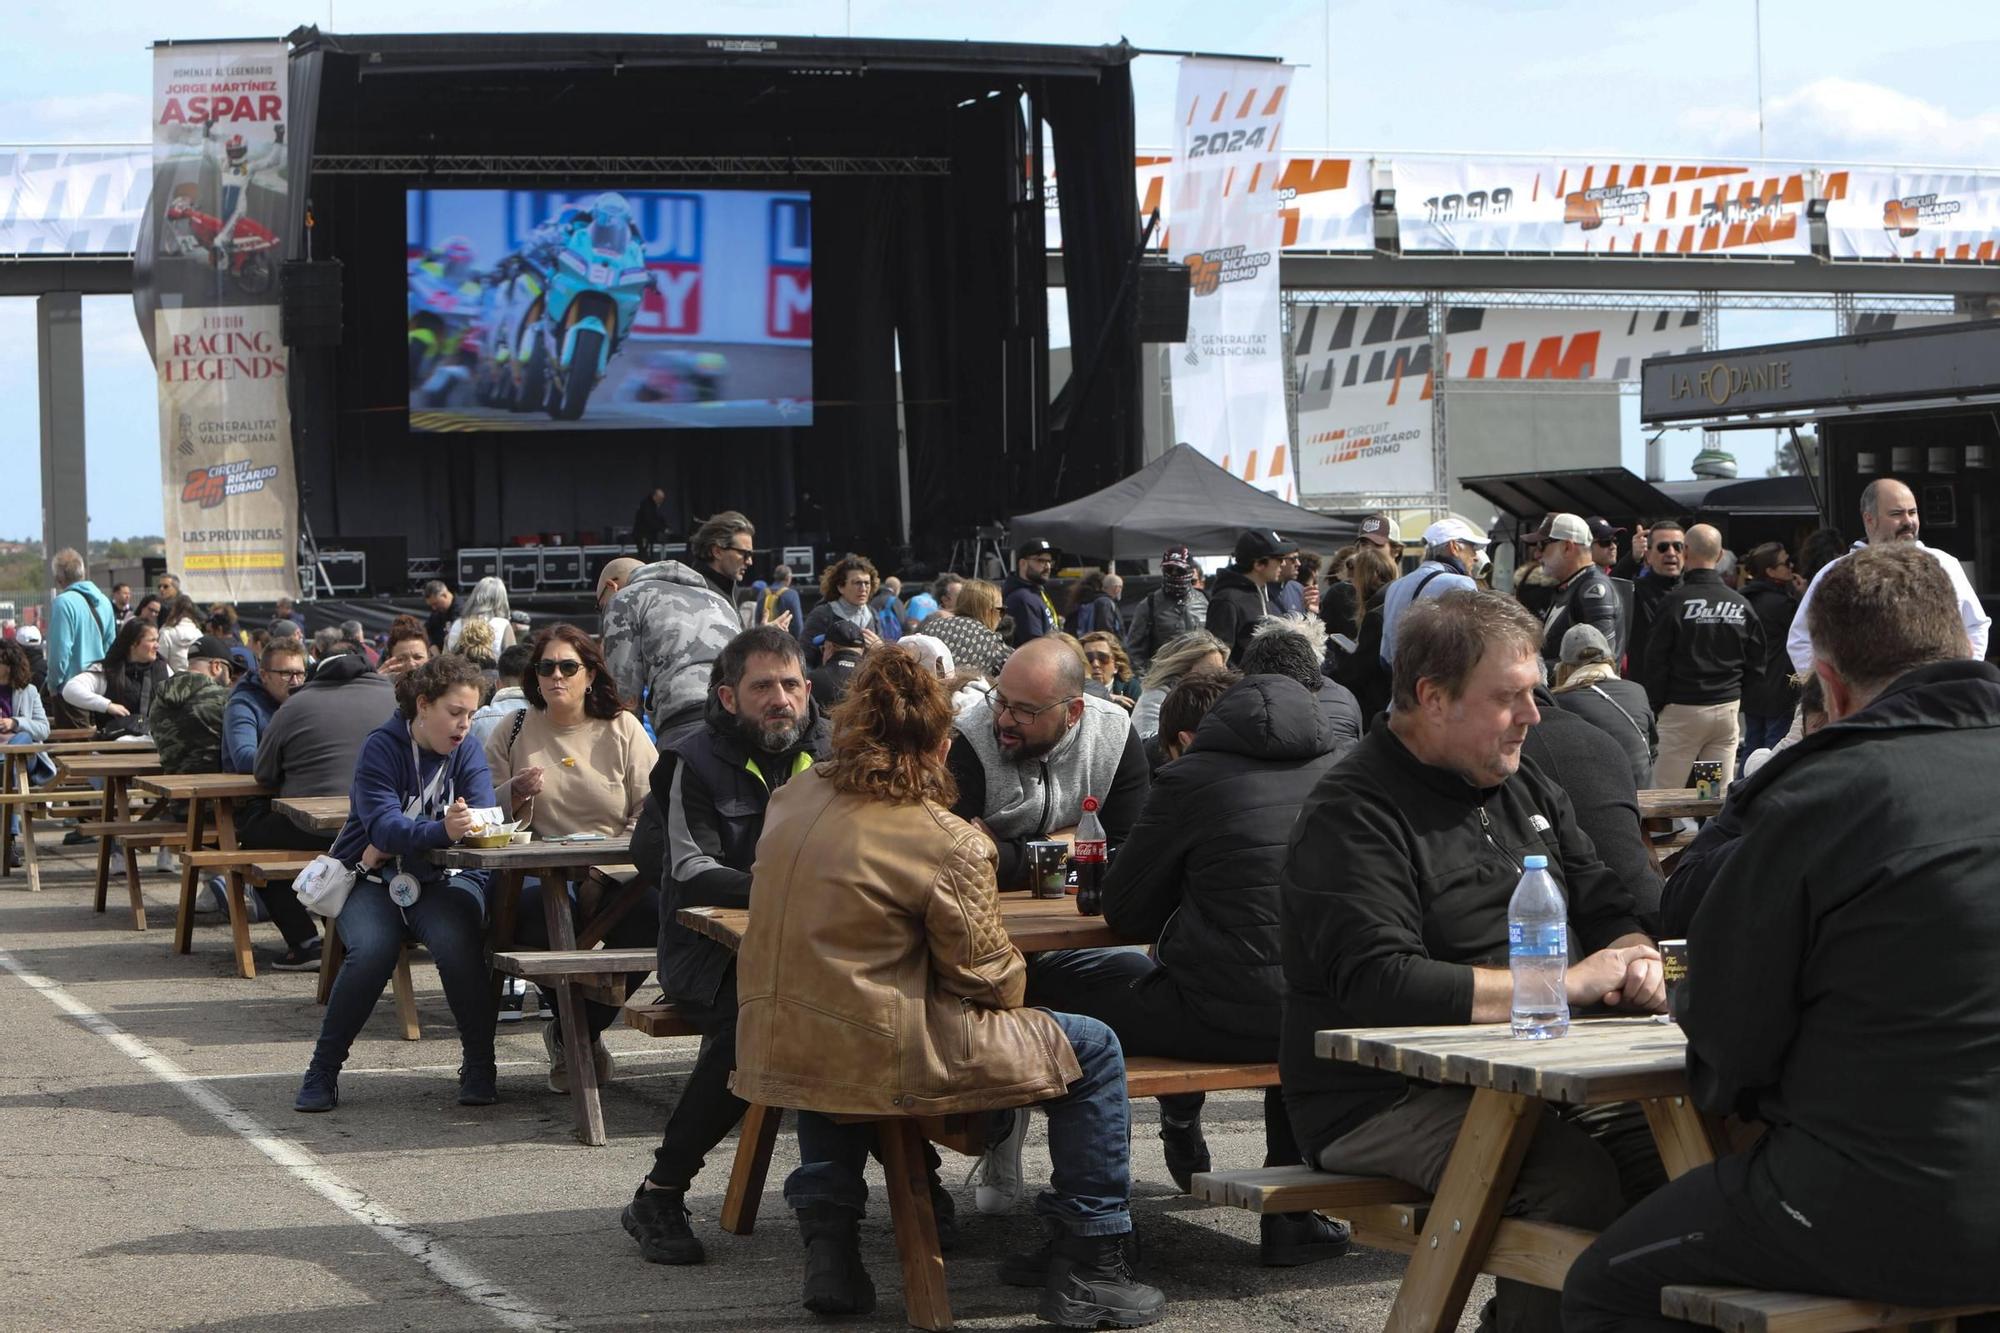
[[1509, 855, 1569, 1040]]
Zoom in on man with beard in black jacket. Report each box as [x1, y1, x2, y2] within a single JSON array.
[[1001, 539, 1063, 647], [1281, 590, 1665, 1333], [1032, 617, 1357, 1269], [1207, 528, 1295, 665], [621, 626, 830, 1268], [1564, 542, 2000, 1327], [1534, 513, 1623, 663]]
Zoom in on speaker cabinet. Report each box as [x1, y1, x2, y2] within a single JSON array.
[[281, 259, 344, 347], [1135, 258, 1192, 344]]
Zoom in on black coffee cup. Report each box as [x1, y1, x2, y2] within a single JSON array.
[[1659, 938, 1688, 1021]]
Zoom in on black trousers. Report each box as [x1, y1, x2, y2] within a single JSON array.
[[233, 801, 329, 950], [1025, 947, 1300, 1167], [646, 966, 746, 1191], [1563, 1145, 2000, 1330]]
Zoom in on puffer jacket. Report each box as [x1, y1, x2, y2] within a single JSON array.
[[1101, 675, 1353, 1040], [147, 671, 229, 774], [1205, 567, 1273, 664], [733, 768, 1081, 1117], [601, 560, 742, 737], [1740, 578, 1803, 717]]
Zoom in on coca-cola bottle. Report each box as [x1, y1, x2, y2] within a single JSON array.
[[1073, 796, 1107, 915]]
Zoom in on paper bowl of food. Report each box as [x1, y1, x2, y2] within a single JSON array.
[[462, 820, 520, 849], [508, 830, 533, 846]]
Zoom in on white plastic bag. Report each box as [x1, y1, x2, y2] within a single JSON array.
[[293, 854, 358, 919]]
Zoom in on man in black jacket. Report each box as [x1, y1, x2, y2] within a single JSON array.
[[1534, 513, 1623, 663], [1622, 519, 1684, 694], [1035, 619, 1356, 1267], [1564, 542, 2000, 1327], [1642, 523, 1765, 788], [1282, 590, 1665, 1333], [622, 626, 829, 1268], [1206, 528, 1295, 664], [1736, 541, 1801, 768]]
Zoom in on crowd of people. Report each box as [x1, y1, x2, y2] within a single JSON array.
[[8, 472, 1998, 1329]]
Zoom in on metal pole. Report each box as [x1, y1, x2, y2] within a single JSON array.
[[1428, 293, 1448, 515], [1754, 0, 1767, 160]]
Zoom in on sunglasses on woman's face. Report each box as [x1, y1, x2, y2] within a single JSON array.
[[536, 659, 584, 678], [1085, 652, 1114, 665]]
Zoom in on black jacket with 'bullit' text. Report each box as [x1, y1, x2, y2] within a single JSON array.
[[1640, 567, 1767, 709]]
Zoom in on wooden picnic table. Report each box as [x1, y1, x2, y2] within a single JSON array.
[[137, 771, 274, 977], [1637, 788, 1723, 821], [0, 740, 153, 892], [45, 751, 167, 918], [1316, 1017, 1727, 1332], [273, 795, 349, 834], [440, 836, 638, 1145], [679, 891, 1139, 957]]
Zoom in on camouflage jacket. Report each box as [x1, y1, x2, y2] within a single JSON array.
[[147, 671, 229, 774], [602, 560, 741, 736]]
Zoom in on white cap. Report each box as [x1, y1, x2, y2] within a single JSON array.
[[1423, 517, 1487, 548], [13, 625, 40, 647], [1535, 513, 1594, 545]]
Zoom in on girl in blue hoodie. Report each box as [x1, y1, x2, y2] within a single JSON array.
[[295, 654, 499, 1112]]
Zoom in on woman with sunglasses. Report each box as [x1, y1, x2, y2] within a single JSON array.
[[483, 625, 658, 1092], [61, 618, 168, 738], [1079, 631, 1140, 712]]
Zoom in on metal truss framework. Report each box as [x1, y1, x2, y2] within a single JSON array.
[[309, 154, 953, 176], [1279, 289, 1961, 313]]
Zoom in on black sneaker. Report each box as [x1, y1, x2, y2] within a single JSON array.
[[622, 1185, 706, 1265], [5, 842, 21, 869], [931, 1177, 960, 1254], [798, 1203, 875, 1316], [457, 1062, 499, 1106], [1158, 1115, 1210, 1194], [270, 938, 324, 972], [62, 828, 89, 846], [1258, 1211, 1352, 1267], [294, 1066, 339, 1112], [1039, 1229, 1165, 1328]]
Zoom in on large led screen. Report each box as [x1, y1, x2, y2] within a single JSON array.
[[405, 188, 812, 430]]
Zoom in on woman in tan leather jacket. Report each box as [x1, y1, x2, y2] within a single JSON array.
[[733, 647, 1166, 1329]]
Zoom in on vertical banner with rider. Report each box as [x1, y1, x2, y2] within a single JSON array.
[[1167, 58, 1296, 501], [148, 39, 299, 603]]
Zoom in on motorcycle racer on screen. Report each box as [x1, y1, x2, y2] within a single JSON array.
[[535, 191, 653, 421], [408, 237, 483, 389]]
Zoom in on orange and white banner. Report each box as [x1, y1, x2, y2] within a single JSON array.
[[1292, 303, 1703, 497], [1390, 157, 1815, 256], [1823, 169, 2000, 262], [1167, 58, 1296, 500]]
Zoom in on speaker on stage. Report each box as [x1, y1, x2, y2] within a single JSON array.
[[1135, 258, 1192, 344], [281, 260, 344, 347]]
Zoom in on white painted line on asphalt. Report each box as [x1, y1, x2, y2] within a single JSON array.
[[0, 946, 567, 1333]]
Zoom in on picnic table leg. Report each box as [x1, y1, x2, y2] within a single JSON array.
[[225, 869, 256, 979], [546, 874, 605, 1145], [391, 948, 421, 1040], [488, 869, 522, 1004], [878, 1118, 954, 1332], [15, 754, 44, 894], [122, 842, 148, 932], [1385, 1088, 1539, 1333], [720, 1102, 784, 1235], [173, 795, 206, 954], [1641, 1096, 1728, 1181], [1, 752, 16, 879], [92, 776, 121, 913]]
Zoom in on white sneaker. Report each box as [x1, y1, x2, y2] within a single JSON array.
[[542, 1023, 568, 1094], [592, 1036, 617, 1085], [972, 1107, 1029, 1215]]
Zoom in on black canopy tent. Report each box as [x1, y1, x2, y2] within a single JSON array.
[[1461, 466, 1820, 554], [1010, 444, 1361, 559]]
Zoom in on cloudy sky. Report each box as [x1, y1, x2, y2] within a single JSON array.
[[3, 0, 1997, 538]]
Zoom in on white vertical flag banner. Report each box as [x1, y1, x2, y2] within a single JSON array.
[[1168, 58, 1295, 500], [150, 39, 300, 603]]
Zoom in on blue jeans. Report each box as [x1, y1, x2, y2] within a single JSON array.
[[784, 1009, 1133, 1236], [1737, 711, 1791, 772], [313, 874, 495, 1071]]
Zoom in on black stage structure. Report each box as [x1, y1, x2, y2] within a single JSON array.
[[279, 29, 1141, 579]]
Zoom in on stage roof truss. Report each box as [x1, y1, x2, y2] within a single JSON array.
[[309, 153, 953, 177], [1280, 290, 1960, 314]]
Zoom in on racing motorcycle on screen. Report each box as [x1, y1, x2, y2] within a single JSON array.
[[406, 242, 483, 391], [534, 196, 653, 422], [471, 256, 548, 410], [163, 194, 280, 296]]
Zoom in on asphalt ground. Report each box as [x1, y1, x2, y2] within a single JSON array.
[[0, 829, 1491, 1332]]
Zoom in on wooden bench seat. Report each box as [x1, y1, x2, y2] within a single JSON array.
[[173, 850, 322, 977], [1124, 1056, 1278, 1098], [177, 848, 319, 870], [1188, 1163, 1425, 1213], [623, 1001, 702, 1039], [1662, 1286, 2000, 1332], [75, 820, 188, 843]]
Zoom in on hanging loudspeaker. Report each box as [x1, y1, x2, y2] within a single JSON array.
[[281, 259, 344, 347], [1135, 258, 1192, 344]]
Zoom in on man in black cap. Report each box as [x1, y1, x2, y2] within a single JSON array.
[[1585, 517, 1626, 573], [1355, 512, 1400, 561], [1001, 539, 1063, 648], [1125, 545, 1209, 671], [1207, 529, 1296, 665], [807, 617, 868, 707]]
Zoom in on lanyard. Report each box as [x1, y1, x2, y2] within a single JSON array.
[[407, 733, 453, 818]]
